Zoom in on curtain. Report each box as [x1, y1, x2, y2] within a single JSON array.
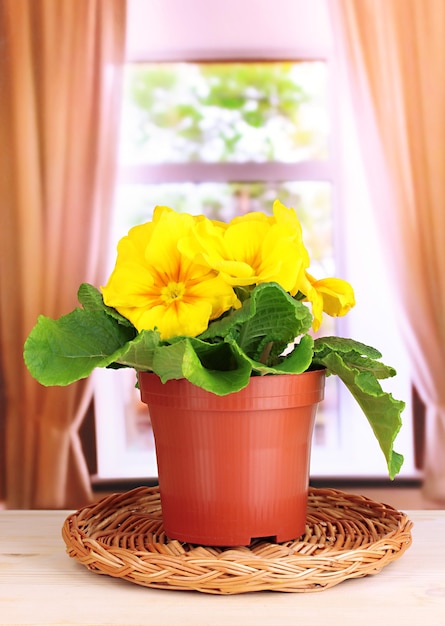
[[0, 0, 126, 508], [329, 0, 445, 500]]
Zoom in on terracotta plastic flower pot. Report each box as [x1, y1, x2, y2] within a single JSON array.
[[138, 369, 325, 547]]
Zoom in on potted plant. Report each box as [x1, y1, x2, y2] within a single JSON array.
[[24, 200, 404, 546]]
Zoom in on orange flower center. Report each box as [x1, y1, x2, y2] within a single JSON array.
[[161, 281, 186, 304]]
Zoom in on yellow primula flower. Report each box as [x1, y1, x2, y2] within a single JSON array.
[[301, 272, 356, 332], [179, 200, 311, 294], [101, 206, 238, 340]]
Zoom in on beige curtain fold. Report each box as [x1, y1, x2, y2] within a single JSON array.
[[329, 0, 445, 499], [0, 0, 126, 508]]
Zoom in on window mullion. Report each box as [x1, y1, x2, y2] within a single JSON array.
[[118, 161, 335, 184]]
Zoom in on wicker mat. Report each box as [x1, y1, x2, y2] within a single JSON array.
[[62, 486, 413, 594]]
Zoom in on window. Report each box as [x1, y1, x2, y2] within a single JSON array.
[[94, 58, 344, 479], [93, 0, 415, 481]]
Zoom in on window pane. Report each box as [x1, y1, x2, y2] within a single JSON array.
[[120, 62, 329, 164]]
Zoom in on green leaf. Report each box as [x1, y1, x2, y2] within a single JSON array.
[[23, 309, 136, 386], [228, 334, 314, 375], [107, 329, 162, 370], [78, 283, 134, 327], [201, 282, 313, 366], [313, 336, 396, 379], [313, 337, 405, 479], [150, 338, 253, 395]]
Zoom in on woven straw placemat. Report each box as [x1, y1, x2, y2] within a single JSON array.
[[62, 486, 413, 594]]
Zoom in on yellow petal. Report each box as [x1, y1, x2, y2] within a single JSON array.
[[139, 299, 213, 339], [179, 206, 310, 293], [311, 277, 356, 317], [301, 272, 356, 331], [102, 208, 238, 339]]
